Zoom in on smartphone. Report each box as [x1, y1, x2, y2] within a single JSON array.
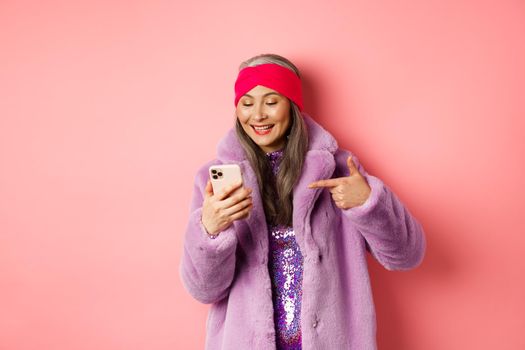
[[209, 164, 243, 196]]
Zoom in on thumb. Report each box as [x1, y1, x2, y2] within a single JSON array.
[[347, 155, 358, 176], [204, 179, 214, 197]]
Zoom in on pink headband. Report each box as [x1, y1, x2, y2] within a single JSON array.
[[234, 63, 304, 111]]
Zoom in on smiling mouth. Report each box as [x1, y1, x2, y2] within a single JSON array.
[[251, 124, 274, 135]]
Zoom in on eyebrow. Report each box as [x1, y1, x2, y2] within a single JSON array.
[[243, 92, 280, 98]]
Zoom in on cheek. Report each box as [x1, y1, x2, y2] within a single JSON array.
[[275, 104, 291, 123], [236, 114, 250, 132], [236, 107, 250, 123], [276, 111, 291, 127]]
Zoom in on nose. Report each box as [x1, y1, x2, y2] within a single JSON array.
[[254, 102, 268, 121]]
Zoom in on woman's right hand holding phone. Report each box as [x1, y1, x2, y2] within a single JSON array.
[[201, 180, 253, 236]]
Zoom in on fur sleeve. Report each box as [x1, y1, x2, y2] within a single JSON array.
[[335, 149, 426, 271], [179, 161, 239, 303]]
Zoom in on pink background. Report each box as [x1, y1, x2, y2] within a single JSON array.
[[1, 0, 524, 349]]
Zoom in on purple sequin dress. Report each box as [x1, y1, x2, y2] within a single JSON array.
[[266, 149, 304, 350]]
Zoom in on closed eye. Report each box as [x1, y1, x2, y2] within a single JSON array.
[[242, 102, 276, 107]]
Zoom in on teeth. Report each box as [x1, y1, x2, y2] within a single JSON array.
[[254, 125, 273, 130]]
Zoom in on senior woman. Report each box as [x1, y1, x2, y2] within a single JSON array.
[[180, 53, 426, 350]]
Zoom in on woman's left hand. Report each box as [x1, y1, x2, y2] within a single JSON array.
[[308, 156, 372, 209]]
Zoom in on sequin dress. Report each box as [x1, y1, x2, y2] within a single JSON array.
[[266, 149, 304, 350]]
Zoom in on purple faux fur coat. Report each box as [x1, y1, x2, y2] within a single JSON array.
[[180, 113, 426, 349]]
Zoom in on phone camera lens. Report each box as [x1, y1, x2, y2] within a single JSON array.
[[217, 172, 223, 177], [212, 175, 218, 179], [211, 169, 217, 174]]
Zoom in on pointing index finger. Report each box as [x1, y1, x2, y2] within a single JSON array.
[[308, 178, 342, 189]]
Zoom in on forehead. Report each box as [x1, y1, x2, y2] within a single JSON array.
[[242, 85, 281, 98]]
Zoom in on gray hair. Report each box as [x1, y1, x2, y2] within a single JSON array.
[[235, 53, 308, 226]]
